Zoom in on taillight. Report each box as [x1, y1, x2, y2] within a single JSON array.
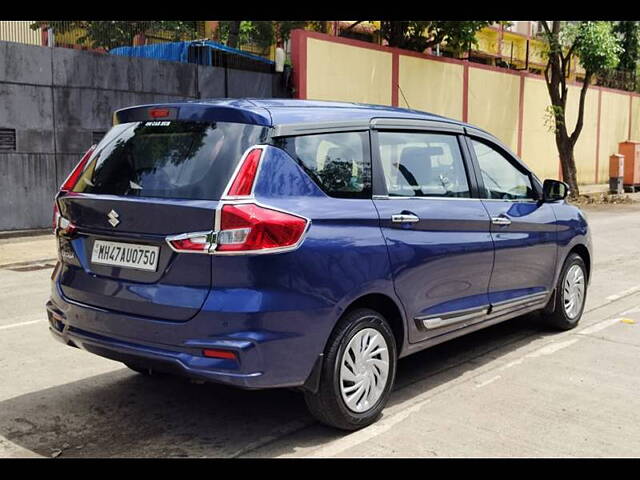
[[216, 203, 308, 253], [166, 146, 308, 255], [167, 231, 215, 254], [53, 209, 77, 236], [60, 145, 96, 192], [52, 202, 60, 232], [226, 148, 263, 197]]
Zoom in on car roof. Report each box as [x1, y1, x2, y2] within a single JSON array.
[[113, 97, 528, 173], [115, 98, 475, 130]]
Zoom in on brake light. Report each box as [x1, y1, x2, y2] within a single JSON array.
[[149, 108, 170, 119], [60, 145, 96, 192], [226, 148, 263, 197], [216, 203, 308, 252]]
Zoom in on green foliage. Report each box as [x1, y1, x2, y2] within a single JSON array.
[[379, 21, 498, 54], [613, 21, 640, 72], [30, 21, 199, 51], [544, 105, 565, 134], [218, 21, 311, 50], [573, 22, 621, 73], [544, 21, 621, 75]]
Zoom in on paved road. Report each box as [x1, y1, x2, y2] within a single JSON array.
[[1, 203, 639, 458]]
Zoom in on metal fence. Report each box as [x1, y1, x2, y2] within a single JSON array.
[[596, 69, 638, 93], [0, 21, 273, 64]]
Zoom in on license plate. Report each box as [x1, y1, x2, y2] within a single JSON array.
[[91, 240, 159, 272]]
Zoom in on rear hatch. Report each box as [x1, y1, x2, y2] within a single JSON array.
[[56, 117, 268, 321]]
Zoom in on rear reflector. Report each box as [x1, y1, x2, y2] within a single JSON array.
[[217, 203, 308, 252], [202, 349, 237, 360], [60, 145, 97, 192], [226, 148, 263, 197]]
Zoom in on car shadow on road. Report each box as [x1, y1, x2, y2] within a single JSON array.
[[0, 313, 558, 458]]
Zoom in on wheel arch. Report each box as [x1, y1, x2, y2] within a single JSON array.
[[341, 293, 406, 355], [568, 243, 591, 281]]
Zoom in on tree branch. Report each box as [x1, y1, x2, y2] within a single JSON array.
[[343, 21, 364, 32], [570, 71, 593, 146]]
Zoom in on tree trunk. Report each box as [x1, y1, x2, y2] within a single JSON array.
[[227, 21, 241, 48], [541, 21, 584, 198], [557, 135, 579, 196]]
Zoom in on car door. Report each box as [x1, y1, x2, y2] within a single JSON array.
[[371, 123, 495, 344], [464, 130, 557, 313]]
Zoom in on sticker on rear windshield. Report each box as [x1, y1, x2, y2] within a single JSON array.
[[145, 121, 171, 126]]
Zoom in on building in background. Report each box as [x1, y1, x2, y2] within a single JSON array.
[[0, 21, 42, 46]]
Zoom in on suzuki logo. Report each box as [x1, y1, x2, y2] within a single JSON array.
[[107, 209, 120, 227]]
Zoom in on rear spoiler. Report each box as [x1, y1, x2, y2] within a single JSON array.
[[113, 103, 272, 127]]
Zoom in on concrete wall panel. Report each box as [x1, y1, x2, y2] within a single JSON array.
[[305, 37, 392, 105], [520, 77, 559, 181], [631, 96, 640, 142], [52, 48, 142, 91], [0, 153, 57, 230], [0, 41, 51, 85], [0, 40, 287, 230], [197, 66, 226, 99], [0, 83, 52, 130], [599, 90, 630, 184], [468, 67, 520, 152], [228, 69, 272, 98], [139, 58, 197, 97], [565, 84, 598, 184], [398, 55, 463, 120]]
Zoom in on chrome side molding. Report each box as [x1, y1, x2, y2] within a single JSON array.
[[416, 306, 489, 330], [414, 291, 550, 331]]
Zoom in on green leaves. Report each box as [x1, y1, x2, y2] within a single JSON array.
[[29, 21, 200, 51], [614, 21, 640, 72], [573, 21, 621, 73], [218, 21, 311, 50], [544, 105, 565, 134], [379, 21, 494, 54]]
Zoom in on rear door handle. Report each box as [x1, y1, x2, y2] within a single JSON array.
[[491, 216, 512, 226], [392, 213, 420, 223]]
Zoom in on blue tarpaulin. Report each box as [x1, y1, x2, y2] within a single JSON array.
[[110, 40, 275, 66]]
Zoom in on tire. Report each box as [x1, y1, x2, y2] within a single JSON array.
[[304, 308, 397, 431], [543, 253, 588, 331]]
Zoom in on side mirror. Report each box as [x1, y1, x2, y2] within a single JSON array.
[[542, 179, 569, 202]]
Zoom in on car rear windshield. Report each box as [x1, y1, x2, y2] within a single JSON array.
[[72, 120, 268, 200]]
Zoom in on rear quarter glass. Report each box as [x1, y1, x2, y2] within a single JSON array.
[[72, 120, 268, 201]]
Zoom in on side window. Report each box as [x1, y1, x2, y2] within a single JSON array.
[[471, 139, 535, 200], [279, 131, 371, 199], [377, 131, 470, 198]]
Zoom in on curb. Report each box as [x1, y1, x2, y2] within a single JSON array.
[[0, 229, 52, 240]]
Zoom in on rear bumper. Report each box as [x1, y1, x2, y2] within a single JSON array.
[[46, 309, 263, 388], [47, 277, 334, 390]]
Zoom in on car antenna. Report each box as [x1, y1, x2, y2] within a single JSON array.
[[397, 84, 411, 109]]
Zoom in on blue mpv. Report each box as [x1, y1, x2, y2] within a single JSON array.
[[47, 99, 592, 430]]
